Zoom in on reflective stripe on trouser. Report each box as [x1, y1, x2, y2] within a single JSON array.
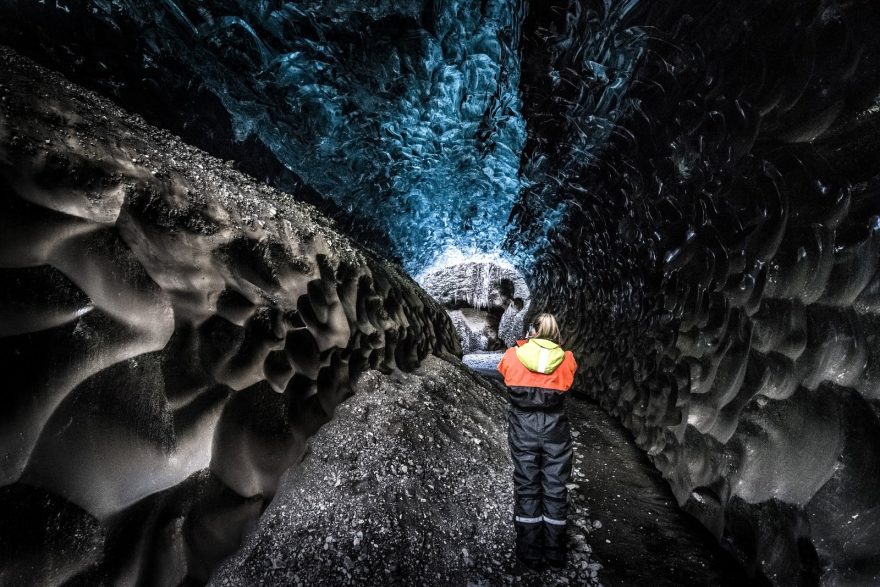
[[541, 438, 573, 564], [510, 438, 543, 562], [509, 408, 573, 564]]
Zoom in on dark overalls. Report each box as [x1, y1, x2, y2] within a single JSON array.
[[507, 385, 573, 565], [498, 344, 577, 566]]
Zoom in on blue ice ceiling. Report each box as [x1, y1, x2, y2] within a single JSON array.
[[6, 0, 648, 276], [92, 0, 528, 273]]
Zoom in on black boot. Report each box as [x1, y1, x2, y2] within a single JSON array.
[[515, 556, 546, 574]]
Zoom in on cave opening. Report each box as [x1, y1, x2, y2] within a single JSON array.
[[417, 255, 531, 355]]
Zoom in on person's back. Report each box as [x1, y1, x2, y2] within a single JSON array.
[[498, 313, 577, 571]]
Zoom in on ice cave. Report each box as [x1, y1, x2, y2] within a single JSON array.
[[1, 0, 879, 585]]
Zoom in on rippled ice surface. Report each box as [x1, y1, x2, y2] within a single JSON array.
[[77, 0, 528, 272]]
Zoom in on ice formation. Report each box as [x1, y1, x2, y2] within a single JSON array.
[[3, 0, 880, 584], [0, 49, 458, 584], [0, 0, 527, 273]]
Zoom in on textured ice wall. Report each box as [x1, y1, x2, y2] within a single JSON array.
[[0, 0, 527, 273], [516, 2, 880, 584], [418, 260, 528, 311], [0, 48, 459, 585], [509, 0, 646, 263]]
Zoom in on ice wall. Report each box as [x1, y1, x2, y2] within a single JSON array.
[[0, 48, 459, 585], [517, 2, 880, 584], [418, 260, 530, 352]]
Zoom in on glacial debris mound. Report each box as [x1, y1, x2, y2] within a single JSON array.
[[211, 356, 605, 586], [0, 46, 458, 585]]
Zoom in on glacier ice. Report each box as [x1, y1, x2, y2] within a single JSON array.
[[36, 0, 530, 273]]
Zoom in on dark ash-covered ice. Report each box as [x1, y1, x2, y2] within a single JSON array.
[[0, 46, 458, 585]]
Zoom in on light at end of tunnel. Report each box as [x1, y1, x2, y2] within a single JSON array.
[[414, 246, 519, 285]]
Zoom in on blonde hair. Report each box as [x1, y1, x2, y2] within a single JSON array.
[[530, 313, 561, 343]]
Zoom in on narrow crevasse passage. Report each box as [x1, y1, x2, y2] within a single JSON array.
[[208, 356, 599, 586], [3, 0, 880, 585]]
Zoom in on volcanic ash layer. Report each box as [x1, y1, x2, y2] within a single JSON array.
[[0, 46, 459, 585]]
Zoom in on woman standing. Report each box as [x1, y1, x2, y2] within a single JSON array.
[[497, 313, 577, 571]]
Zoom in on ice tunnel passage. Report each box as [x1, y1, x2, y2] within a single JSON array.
[[418, 258, 531, 353], [3, 0, 880, 585]]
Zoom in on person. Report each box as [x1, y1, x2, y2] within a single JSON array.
[[497, 312, 577, 571]]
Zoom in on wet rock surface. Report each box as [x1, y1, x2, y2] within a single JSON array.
[[564, 395, 751, 587]]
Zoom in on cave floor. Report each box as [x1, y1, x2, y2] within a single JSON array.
[[213, 353, 754, 586], [562, 396, 753, 586], [469, 355, 753, 586]]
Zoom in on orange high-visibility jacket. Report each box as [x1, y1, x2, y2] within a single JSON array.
[[497, 339, 577, 392]]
